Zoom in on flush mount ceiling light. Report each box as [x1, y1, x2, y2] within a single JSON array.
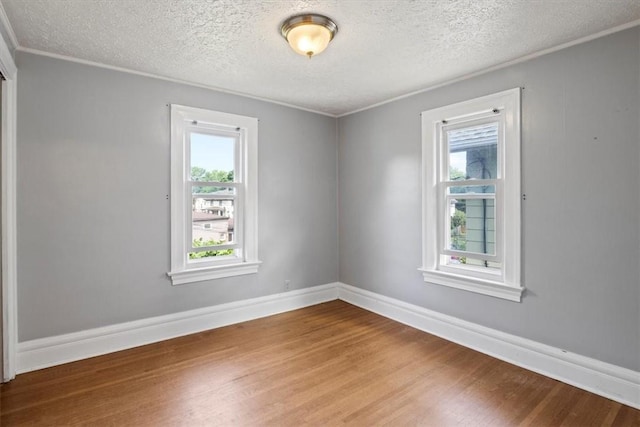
[[280, 14, 338, 58]]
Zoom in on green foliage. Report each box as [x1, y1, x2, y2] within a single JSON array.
[[449, 166, 465, 181], [189, 238, 234, 259], [449, 174, 468, 261], [450, 209, 466, 252], [191, 167, 234, 193], [191, 166, 207, 181], [191, 168, 234, 182], [451, 209, 466, 229]]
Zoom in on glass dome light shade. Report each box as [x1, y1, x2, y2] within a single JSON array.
[[286, 24, 332, 58], [281, 14, 338, 58]]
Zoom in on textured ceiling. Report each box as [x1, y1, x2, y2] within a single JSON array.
[[3, 0, 640, 116]]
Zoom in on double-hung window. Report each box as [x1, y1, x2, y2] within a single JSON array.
[[168, 105, 260, 285], [420, 88, 523, 301]]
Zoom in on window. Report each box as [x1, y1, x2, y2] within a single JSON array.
[[168, 105, 260, 285], [420, 89, 523, 301]]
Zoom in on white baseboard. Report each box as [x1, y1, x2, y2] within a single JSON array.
[[16, 281, 640, 410], [337, 282, 640, 410], [17, 283, 339, 374]]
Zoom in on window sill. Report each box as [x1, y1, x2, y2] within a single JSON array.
[[168, 261, 261, 286], [419, 268, 523, 302]]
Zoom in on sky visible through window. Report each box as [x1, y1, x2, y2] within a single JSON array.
[[190, 132, 234, 173], [450, 151, 466, 175]]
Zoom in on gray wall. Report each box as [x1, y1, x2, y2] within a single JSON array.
[[15, 27, 640, 373], [17, 52, 338, 341], [338, 28, 640, 371]]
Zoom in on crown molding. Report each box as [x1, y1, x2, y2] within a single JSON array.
[[338, 19, 640, 117], [15, 46, 339, 119]]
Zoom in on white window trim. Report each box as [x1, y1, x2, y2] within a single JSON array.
[[420, 88, 523, 302], [168, 105, 260, 285]]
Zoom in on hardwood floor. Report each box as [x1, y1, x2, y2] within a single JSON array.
[[1, 300, 638, 426]]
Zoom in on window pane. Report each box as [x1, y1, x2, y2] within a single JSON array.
[[448, 197, 495, 255], [192, 187, 236, 248], [189, 248, 234, 260], [190, 132, 236, 182], [448, 185, 495, 195], [447, 255, 501, 271], [448, 122, 498, 181]]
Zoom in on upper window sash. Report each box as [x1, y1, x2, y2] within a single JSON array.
[[186, 127, 242, 182], [440, 115, 503, 183]]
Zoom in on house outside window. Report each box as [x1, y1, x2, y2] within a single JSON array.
[[420, 88, 523, 301], [168, 105, 260, 285]]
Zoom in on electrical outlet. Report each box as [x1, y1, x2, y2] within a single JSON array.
[[284, 280, 290, 291]]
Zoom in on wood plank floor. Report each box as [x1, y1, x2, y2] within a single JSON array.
[[1, 300, 638, 426]]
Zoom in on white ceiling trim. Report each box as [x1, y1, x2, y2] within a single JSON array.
[[15, 46, 339, 118], [338, 19, 640, 118]]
